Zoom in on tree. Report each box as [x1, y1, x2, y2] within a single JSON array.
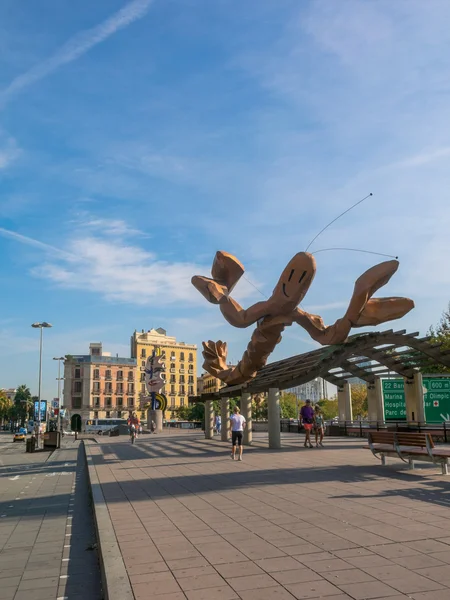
[[174, 406, 191, 421], [0, 390, 13, 426], [318, 397, 338, 420], [13, 384, 33, 425], [280, 393, 298, 419], [424, 302, 450, 374], [351, 384, 368, 419]]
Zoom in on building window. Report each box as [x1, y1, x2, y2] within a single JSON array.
[[72, 397, 81, 409], [128, 398, 134, 407], [141, 383, 145, 393], [179, 375, 185, 384], [140, 373, 145, 382], [170, 353, 176, 360], [74, 381, 82, 393], [180, 352, 185, 361], [105, 397, 112, 407], [170, 375, 176, 383], [93, 382, 100, 393], [74, 368, 81, 379], [141, 349, 146, 358], [188, 353, 193, 362], [188, 386, 194, 395], [188, 376, 194, 384], [128, 371, 134, 381], [105, 382, 112, 393], [116, 383, 123, 394], [93, 397, 100, 407], [93, 369, 100, 380], [171, 397, 175, 407], [106, 411, 110, 418], [171, 385, 176, 394], [117, 370, 123, 380], [94, 411, 98, 419], [117, 411, 122, 418], [141, 360, 145, 367], [117, 397, 123, 407], [128, 383, 134, 394], [105, 370, 111, 380], [180, 398, 184, 407]]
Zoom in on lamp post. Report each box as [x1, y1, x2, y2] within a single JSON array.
[[31, 322, 52, 447], [53, 356, 64, 433]]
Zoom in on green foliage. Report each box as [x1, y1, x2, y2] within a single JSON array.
[[351, 384, 368, 419], [317, 397, 338, 420], [0, 390, 13, 422], [280, 392, 298, 419], [173, 405, 191, 420], [424, 302, 450, 374], [13, 384, 33, 424], [189, 403, 205, 422]]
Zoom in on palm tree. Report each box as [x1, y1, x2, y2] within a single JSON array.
[[14, 384, 33, 426]]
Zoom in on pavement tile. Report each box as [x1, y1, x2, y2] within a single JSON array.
[[255, 556, 304, 572], [285, 580, 344, 599], [184, 585, 239, 600], [388, 574, 445, 594], [238, 587, 297, 599], [323, 568, 375, 585], [227, 573, 277, 591], [271, 569, 322, 585], [411, 593, 450, 600], [214, 560, 265, 578], [338, 581, 410, 599]]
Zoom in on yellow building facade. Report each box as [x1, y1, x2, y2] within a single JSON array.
[[130, 328, 197, 414], [197, 372, 226, 394]]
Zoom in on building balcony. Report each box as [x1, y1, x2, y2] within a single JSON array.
[[179, 369, 185, 373], [170, 368, 176, 373]]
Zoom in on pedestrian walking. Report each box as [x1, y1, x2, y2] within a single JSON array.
[[230, 406, 246, 461], [314, 405, 325, 447], [215, 414, 221, 434], [150, 420, 156, 434], [300, 399, 314, 448]]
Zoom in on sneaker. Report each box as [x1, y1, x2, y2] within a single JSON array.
[[231, 453, 235, 460], [238, 456, 243, 461]]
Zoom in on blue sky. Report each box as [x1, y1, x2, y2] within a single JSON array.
[[1, 0, 450, 401]]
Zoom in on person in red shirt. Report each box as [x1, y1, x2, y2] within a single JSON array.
[[127, 412, 140, 441]]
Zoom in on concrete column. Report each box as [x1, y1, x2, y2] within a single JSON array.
[[404, 372, 425, 424], [147, 409, 163, 433], [367, 378, 385, 424], [220, 397, 230, 442], [204, 400, 214, 440], [337, 382, 353, 422], [241, 392, 252, 446], [268, 387, 281, 449]]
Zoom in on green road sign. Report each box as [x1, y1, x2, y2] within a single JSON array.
[[382, 379, 406, 420], [382, 377, 450, 422], [424, 378, 450, 422]]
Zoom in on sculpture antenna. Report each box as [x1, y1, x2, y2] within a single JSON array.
[[305, 192, 373, 252]]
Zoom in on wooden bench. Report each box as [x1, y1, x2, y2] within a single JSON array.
[[367, 431, 450, 475]]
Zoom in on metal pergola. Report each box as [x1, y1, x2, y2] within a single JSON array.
[[193, 329, 450, 400]]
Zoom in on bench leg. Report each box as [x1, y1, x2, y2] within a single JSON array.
[[442, 461, 449, 476], [408, 458, 415, 470], [381, 455, 386, 466]]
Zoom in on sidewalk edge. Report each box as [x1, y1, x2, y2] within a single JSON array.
[[84, 441, 134, 600]]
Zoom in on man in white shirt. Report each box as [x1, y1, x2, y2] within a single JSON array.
[[230, 406, 246, 461]]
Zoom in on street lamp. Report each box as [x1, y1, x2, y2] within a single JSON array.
[[31, 322, 52, 447], [53, 356, 64, 433]]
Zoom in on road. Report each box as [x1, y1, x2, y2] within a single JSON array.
[[0, 432, 102, 600]]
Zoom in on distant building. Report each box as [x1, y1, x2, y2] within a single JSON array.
[[63, 343, 139, 425], [130, 328, 197, 414], [197, 372, 227, 395], [287, 377, 328, 403], [1, 388, 16, 401]]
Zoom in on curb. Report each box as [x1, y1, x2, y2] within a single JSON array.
[[84, 441, 134, 600]]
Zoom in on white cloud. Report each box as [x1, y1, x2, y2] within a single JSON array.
[[1, 221, 260, 307], [73, 213, 147, 238], [0, 132, 20, 169], [0, 0, 154, 107]]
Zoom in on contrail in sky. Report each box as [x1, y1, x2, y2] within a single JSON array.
[[0, 0, 154, 107]]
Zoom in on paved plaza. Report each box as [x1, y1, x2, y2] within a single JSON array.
[[0, 434, 102, 600], [88, 431, 450, 600]]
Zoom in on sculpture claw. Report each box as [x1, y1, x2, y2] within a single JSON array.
[[355, 297, 415, 326], [191, 276, 228, 304]]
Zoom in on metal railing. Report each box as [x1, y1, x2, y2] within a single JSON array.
[[279, 419, 449, 444]]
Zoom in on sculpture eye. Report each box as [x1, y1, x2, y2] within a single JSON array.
[[298, 271, 307, 284], [288, 269, 294, 282]]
